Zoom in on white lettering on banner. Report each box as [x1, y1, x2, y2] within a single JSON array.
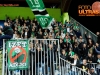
[[29, 0, 34, 5], [9, 63, 26, 68], [34, 0, 39, 4], [29, 0, 40, 7], [39, 17, 48, 26], [8, 42, 27, 48]]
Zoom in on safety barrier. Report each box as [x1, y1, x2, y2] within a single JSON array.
[[60, 58, 91, 75], [2, 39, 96, 75], [2, 39, 61, 75], [70, 17, 97, 43]]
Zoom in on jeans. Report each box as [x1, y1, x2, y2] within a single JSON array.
[[36, 63, 45, 75], [96, 68, 100, 75], [69, 71, 78, 75], [0, 35, 13, 47]]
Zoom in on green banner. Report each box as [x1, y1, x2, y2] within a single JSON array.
[[6, 40, 29, 70], [26, 0, 45, 10], [36, 16, 54, 29], [26, 0, 54, 29]]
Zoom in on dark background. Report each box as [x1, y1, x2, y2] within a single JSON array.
[[68, 0, 100, 34], [0, 0, 100, 33]]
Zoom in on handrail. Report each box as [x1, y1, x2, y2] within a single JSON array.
[[60, 57, 91, 75], [87, 63, 97, 65], [70, 17, 97, 37]]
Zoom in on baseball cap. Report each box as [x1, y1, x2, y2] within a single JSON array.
[[91, 67, 95, 70]]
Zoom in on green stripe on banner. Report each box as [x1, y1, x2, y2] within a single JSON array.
[[26, 0, 54, 29]]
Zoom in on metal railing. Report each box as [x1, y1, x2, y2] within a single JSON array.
[[88, 63, 97, 69], [2, 39, 98, 75], [2, 39, 61, 75], [87, 63, 98, 74], [60, 58, 90, 75], [70, 17, 97, 43]]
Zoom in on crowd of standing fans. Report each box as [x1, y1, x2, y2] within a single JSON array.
[[0, 16, 100, 75]]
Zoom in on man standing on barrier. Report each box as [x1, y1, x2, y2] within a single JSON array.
[[0, 22, 13, 49]]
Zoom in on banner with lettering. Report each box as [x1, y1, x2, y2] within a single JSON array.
[[26, 0, 45, 10], [6, 40, 29, 70], [26, 0, 54, 29]]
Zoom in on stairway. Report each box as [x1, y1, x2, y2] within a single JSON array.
[[70, 16, 97, 43]]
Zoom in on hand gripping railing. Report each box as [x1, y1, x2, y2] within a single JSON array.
[[60, 57, 91, 75]]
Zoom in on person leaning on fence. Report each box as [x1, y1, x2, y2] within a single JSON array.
[[0, 22, 13, 49], [60, 49, 69, 61], [80, 59, 90, 74], [69, 54, 80, 75]]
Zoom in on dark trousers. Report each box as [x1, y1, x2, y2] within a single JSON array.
[[97, 68, 100, 75], [0, 35, 13, 47]]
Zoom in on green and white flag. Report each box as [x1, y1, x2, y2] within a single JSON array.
[[26, 0, 45, 10], [26, 0, 54, 29]]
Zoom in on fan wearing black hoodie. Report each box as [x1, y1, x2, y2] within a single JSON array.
[[94, 43, 100, 54], [0, 22, 13, 48], [96, 32, 100, 44]]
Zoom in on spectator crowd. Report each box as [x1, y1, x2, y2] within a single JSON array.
[[0, 16, 100, 75]]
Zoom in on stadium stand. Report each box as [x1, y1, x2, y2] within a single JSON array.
[[0, 15, 100, 75]]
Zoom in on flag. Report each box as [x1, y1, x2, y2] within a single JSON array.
[[26, 0, 54, 29]]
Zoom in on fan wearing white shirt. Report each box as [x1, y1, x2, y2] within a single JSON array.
[[69, 54, 80, 75], [24, 28, 28, 39], [61, 30, 65, 39], [13, 30, 18, 39]]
